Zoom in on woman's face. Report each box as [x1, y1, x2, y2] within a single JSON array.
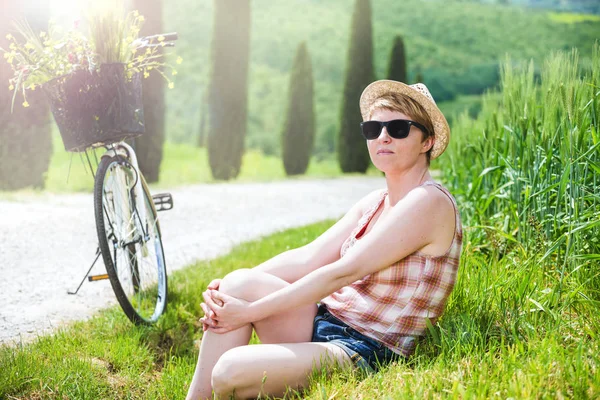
[[366, 108, 432, 174]]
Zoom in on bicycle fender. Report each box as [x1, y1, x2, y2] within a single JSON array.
[[101, 147, 129, 160]]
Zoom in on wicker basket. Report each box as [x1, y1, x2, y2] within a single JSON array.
[[44, 63, 145, 152]]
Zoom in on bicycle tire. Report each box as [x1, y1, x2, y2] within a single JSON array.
[[94, 155, 168, 325]]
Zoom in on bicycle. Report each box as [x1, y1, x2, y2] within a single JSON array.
[[46, 32, 179, 325], [93, 140, 172, 325]]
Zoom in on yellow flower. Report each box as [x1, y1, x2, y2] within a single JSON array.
[[176, 56, 183, 65], [171, 70, 178, 76], [9, 84, 14, 91], [139, 16, 145, 23], [29, 84, 36, 91], [94, 115, 99, 121], [40, 31, 47, 38], [5, 34, 13, 40], [25, 42, 34, 50], [133, 10, 139, 17], [22, 101, 30, 108], [158, 35, 165, 42], [143, 70, 150, 78], [168, 82, 174, 89]]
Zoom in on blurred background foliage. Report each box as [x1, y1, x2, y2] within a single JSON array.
[[1, 0, 599, 188], [165, 0, 599, 159]]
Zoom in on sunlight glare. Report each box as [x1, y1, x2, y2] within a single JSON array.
[[49, 0, 86, 20], [49, 0, 128, 20]]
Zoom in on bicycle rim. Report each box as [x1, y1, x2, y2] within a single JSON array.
[[94, 155, 167, 324]]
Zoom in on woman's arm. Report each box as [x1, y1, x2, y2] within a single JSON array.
[[250, 189, 386, 283], [206, 186, 453, 332], [200, 189, 383, 329]]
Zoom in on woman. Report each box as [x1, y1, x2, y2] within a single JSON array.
[[186, 80, 462, 400]]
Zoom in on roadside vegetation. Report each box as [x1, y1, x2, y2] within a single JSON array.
[[2, 46, 599, 398], [1, 0, 598, 396]]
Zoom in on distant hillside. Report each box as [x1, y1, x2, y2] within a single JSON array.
[[513, 0, 600, 14], [164, 0, 600, 155]]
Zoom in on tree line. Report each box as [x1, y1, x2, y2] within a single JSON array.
[[208, 0, 412, 178], [0, 0, 412, 188]]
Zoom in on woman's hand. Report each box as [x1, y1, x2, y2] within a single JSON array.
[[207, 279, 221, 291], [200, 279, 222, 331], [202, 290, 252, 334]]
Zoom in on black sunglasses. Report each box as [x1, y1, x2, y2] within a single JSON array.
[[360, 119, 429, 140]]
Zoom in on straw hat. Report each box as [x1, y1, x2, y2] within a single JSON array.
[[359, 80, 450, 159]]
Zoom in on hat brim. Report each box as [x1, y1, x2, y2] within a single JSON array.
[[359, 80, 450, 159]]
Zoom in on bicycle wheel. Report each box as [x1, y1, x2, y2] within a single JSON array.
[[94, 155, 168, 325]]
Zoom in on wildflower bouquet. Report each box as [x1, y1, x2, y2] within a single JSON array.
[[1, 9, 181, 151]]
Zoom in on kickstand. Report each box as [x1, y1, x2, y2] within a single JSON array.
[[67, 247, 102, 295]]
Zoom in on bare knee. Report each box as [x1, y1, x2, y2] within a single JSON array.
[[211, 350, 254, 399], [219, 269, 255, 298], [219, 269, 284, 301]]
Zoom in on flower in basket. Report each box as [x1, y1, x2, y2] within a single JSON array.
[[1, 9, 181, 151], [1, 9, 179, 111], [2, 20, 95, 110]]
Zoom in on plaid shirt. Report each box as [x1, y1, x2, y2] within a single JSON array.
[[321, 181, 462, 357]]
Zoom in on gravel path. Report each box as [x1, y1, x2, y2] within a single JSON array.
[[0, 177, 384, 345]]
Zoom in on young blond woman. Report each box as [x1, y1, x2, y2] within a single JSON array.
[[186, 80, 462, 400]]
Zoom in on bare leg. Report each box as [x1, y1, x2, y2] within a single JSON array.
[[185, 269, 321, 400], [211, 342, 353, 399], [186, 277, 254, 400], [186, 324, 252, 399]]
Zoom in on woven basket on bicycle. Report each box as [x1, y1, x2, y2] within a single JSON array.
[[43, 63, 145, 152]]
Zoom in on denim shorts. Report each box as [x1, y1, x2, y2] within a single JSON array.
[[311, 304, 402, 373]]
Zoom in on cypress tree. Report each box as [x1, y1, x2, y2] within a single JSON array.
[[414, 69, 424, 84], [282, 42, 315, 176], [133, 0, 165, 183], [338, 0, 374, 173], [207, 0, 251, 180], [0, 2, 52, 190], [197, 94, 207, 147], [387, 35, 407, 83]]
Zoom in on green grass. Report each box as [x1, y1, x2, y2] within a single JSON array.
[[1, 219, 599, 399], [0, 221, 334, 399], [2, 20, 599, 400]]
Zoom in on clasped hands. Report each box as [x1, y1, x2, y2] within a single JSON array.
[[199, 278, 252, 334]]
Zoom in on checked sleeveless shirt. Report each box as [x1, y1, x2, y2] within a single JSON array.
[[321, 181, 463, 357]]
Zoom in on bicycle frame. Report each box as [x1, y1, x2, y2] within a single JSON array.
[[101, 142, 150, 257]]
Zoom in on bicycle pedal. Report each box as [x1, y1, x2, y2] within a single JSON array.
[[152, 192, 174, 212], [88, 274, 109, 281]]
